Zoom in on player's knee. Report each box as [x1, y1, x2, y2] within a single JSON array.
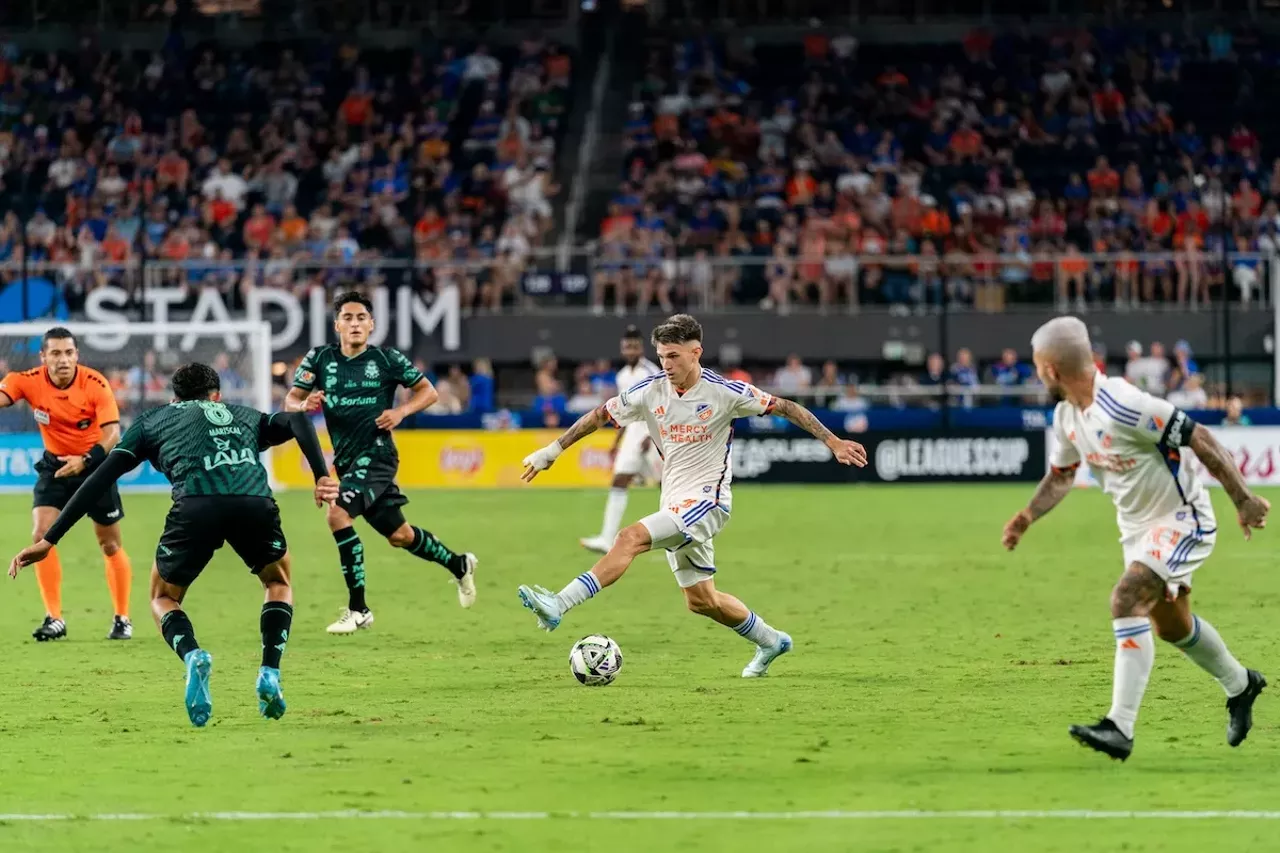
[[387, 524, 415, 548], [98, 538, 121, 557], [612, 525, 649, 556]]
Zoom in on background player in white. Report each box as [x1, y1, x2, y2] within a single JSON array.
[[580, 325, 661, 553], [518, 314, 867, 677], [1002, 317, 1269, 761]]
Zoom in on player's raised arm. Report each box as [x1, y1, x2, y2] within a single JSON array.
[[260, 411, 339, 507], [9, 450, 141, 577], [1188, 423, 1270, 539], [521, 404, 612, 483], [770, 396, 868, 467]]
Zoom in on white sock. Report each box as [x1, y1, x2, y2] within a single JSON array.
[[600, 488, 628, 542], [732, 612, 780, 648], [555, 571, 601, 612], [1173, 615, 1249, 696], [1108, 617, 1155, 739]]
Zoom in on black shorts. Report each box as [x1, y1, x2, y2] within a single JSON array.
[[156, 496, 287, 588], [335, 454, 408, 538], [33, 457, 125, 528]]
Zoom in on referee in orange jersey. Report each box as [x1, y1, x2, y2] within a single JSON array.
[[0, 327, 133, 641]]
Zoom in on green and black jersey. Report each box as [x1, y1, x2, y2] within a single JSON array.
[[115, 401, 287, 499], [292, 344, 424, 474]]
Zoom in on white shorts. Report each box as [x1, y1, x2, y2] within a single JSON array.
[[639, 499, 729, 588], [614, 423, 654, 476], [1122, 509, 1218, 597]]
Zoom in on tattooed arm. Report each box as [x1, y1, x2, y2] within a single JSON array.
[[1189, 424, 1271, 538], [555, 405, 609, 451], [772, 397, 868, 467], [521, 405, 610, 482], [1002, 464, 1078, 550]]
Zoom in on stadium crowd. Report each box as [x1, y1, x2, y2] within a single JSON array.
[[0, 37, 570, 311], [601, 24, 1280, 313]]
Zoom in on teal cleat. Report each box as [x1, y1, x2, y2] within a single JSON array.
[[517, 584, 563, 632], [257, 666, 287, 720], [183, 649, 214, 727]]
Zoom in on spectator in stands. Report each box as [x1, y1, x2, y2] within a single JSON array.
[[567, 374, 603, 414], [213, 352, 246, 393], [772, 354, 812, 396], [469, 358, 496, 414], [831, 384, 869, 414], [949, 348, 979, 408], [1224, 396, 1252, 426], [1127, 341, 1169, 396], [533, 357, 567, 420], [1168, 373, 1208, 410], [811, 360, 846, 408], [1173, 339, 1201, 376], [919, 352, 946, 400]]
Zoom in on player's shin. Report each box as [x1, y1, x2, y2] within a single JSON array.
[[35, 547, 63, 620], [404, 525, 468, 579], [104, 549, 132, 618], [1108, 617, 1155, 739], [1173, 615, 1249, 696], [261, 603, 293, 670], [332, 527, 368, 612], [159, 609, 201, 662]]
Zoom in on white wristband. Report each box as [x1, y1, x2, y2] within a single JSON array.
[[543, 441, 563, 461]]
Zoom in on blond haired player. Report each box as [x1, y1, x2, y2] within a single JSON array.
[[1003, 316, 1269, 760], [518, 314, 867, 677]]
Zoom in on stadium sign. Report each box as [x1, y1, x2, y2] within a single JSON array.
[[732, 431, 1045, 484], [81, 285, 461, 355]]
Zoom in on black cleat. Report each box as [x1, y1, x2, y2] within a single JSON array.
[[107, 616, 133, 641], [1069, 717, 1133, 761], [1226, 670, 1266, 747], [32, 616, 67, 642]]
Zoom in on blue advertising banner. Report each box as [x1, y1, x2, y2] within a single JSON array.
[[0, 433, 170, 493]]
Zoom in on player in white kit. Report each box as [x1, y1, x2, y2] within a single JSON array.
[[518, 314, 867, 676], [1002, 317, 1269, 760], [579, 326, 661, 553]]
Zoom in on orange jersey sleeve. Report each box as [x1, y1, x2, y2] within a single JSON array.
[[85, 368, 120, 427], [0, 369, 36, 404]]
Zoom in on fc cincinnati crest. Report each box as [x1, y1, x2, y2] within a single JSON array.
[[695, 403, 713, 421], [365, 362, 380, 379]]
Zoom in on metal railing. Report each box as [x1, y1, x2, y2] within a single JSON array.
[[1, 249, 1275, 317]]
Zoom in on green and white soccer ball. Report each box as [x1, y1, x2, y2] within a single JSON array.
[[569, 635, 623, 686]]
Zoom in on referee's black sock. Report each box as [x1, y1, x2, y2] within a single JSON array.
[[260, 602, 293, 669], [160, 609, 200, 662], [406, 526, 467, 579], [332, 527, 368, 612]]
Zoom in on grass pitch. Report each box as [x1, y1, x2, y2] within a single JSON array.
[[0, 485, 1277, 852]]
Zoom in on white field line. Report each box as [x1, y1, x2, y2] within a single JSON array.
[[2, 810, 1280, 822]]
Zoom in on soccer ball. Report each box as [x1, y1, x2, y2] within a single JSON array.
[[569, 635, 623, 686]]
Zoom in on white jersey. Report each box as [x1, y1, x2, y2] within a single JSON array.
[[605, 368, 774, 511], [1050, 372, 1213, 539], [614, 358, 659, 395]]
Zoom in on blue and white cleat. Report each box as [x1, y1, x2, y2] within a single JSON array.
[[183, 649, 214, 727], [742, 632, 792, 678], [517, 584, 563, 632], [257, 666, 287, 720]]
